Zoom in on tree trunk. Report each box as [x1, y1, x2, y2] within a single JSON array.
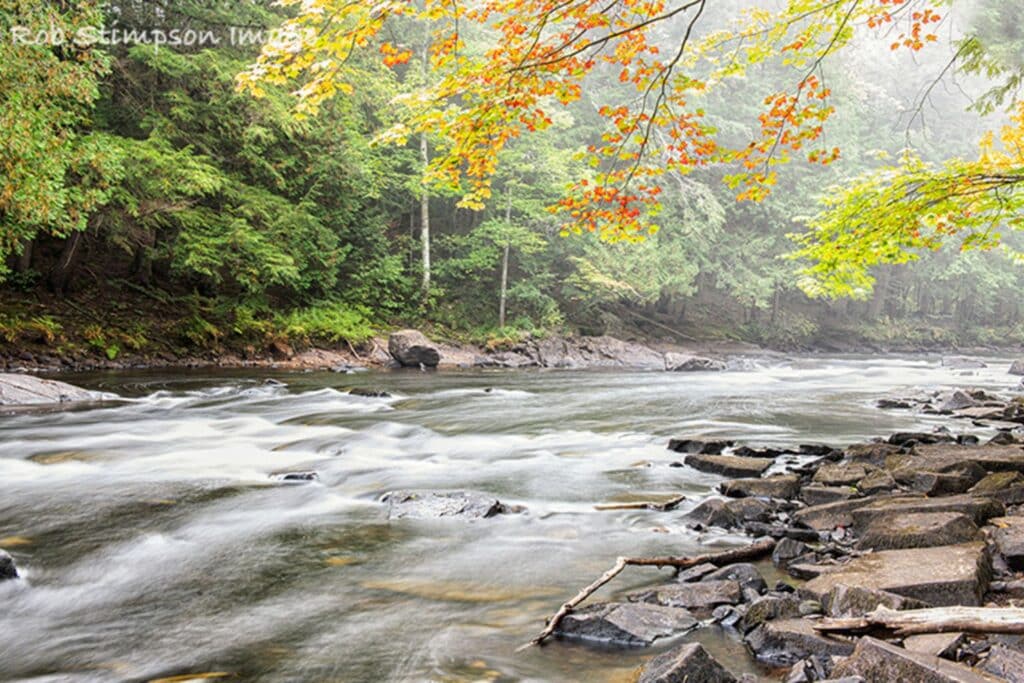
[[499, 191, 512, 328], [50, 231, 85, 295], [15, 239, 33, 274], [420, 132, 431, 301]]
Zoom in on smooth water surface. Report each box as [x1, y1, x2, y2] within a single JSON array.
[[0, 355, 1019, 682]]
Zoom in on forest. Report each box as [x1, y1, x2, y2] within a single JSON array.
[[1, 0, 1023, 365]]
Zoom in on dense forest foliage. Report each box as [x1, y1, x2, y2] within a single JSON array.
[[1, 0, 1022, 361]]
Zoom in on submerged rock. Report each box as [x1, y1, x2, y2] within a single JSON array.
[[639, 642, 737, 683], [349, 387, 392, 398], [664, 353, 727, 372], [0, 373, 107, 407], [0, 550, 17, 580], [271, 471, 320, 483], [832, 636, 993, 682], [942, 356, 988, 369], [553, 601, 697, 647], [381, 490, 523, 520], [668, 439, 734, 455], [684, 454, 771, 478], [388, 330, 441, 368]]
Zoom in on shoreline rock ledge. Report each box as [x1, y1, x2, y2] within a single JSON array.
[[0, 373, 108, 407]]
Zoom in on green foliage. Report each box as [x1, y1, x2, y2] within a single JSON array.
[[276, 303, 375, 345]]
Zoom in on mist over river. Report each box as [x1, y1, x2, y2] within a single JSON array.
[[0, 355, 1020, 682]]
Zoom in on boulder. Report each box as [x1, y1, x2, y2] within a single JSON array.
[[988, 516, 1024, 570], [908, 443, 1024, 475], [639, 642, 737, 683], [793, 497, 883, 531], [721, 475, 800, 500], [820, 585, 930, 618], [772, 538, 810, 568], [831, 636, 995, 682], [0, 550, 17, 580], [676, 563, 718, 583], [889, 432, 956, 447], [631, 580, 742, 610], [858, 469, 897, 495], [979, 644, 1024, 682], [686, 498, 770, 529], [0, 373, 107, 406], [906, 467, 984, 496], [968, 472, 1024, 505], [702, 563, 767, 594], [669, 439, 734, 455], [800, 542, 991, 607], [800, 485, 859, 507], [850, 495, 1003, 532], [941, 390, 979, 412], [813, 463, 877, 487], [664, 353, 727, 372], [856, 512, 980, 551], [388, 330, 441, 367], [380, 490, 522, 519], [741, 594, 802, 632], [1010, 360, 1024, 376], [684, 454, 771, 478], [553, 601, 697, 647], [744, 618, 855, 666], [942, 356, 988, 369]]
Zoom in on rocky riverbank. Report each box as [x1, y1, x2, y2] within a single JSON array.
[[504, 385, 1024, 682]]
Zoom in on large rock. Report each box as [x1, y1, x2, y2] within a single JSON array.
[[741, 594, 802, 632], [553, 601, 697, 646], [979, 644, 1024, 682], [380, 490, 521, 519], [988, 516, 1024, 570], [664, 353, 726, 372], [800, 485, 859, 507], [744, 618, 855, 666], [684, 454, 771, 478], [942, 356, 988, 369], [685, 498, 770, 529], [388, 330, 441, 367], [703, 563, 767, 594], [820, 585, 930, 618], [850, 496, 1003, 532], [512, 335, 666, 369], [639, 642, 737, 683], [1010, 360, 1024, 376], [831, 636, 995, 682], [902, 632, 967, 659], [801, 543, 991, 607], [793, 497, 885, 531], [631, 580, 742, 610], [720, 475, 800, 500], [0, 373, 106, 406], [0, 550, 18, 580], [906, 444, 1024, 475], [856, 512, 980, 551], [813, 463, 877, 487]]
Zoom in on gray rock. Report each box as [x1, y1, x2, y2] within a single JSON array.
[[820, 585, 930, 618], [908, 443, 1024, 475], [721, 475, 800, 500], [381, 490, 522, 519], [741, 594, 802, 632], [831, 636, 995, 682], [801, 542, 991, 607], [773, 538, 810, 568], [907, 467, 984, 496], [703, 563, 767, 594], [942, 356, 988, 369], [793, 497, 882, 531], [388, 329, 441, 367], [554, 601, 698, 646], [676, 562, 718, 582], [857, 469, 897, 495], [0, 373, 108, 406], [1010, 360, 1024, 376], [665, 353, 727, 372], [979, 644, 1024, 682], [0, 550, 17, 581], [684, 455, 771, 478], [941, 390, 979, 412], [856, 512, 979, 551], [686, 498, 771, 529], [639, 642, 737, 683], [969, 472, 1024, 505], [801, 485, 859, 507], [813, 463, 877, 487], [903, 633, 967, 659], [669, 439, 734, 455], [988, 516, 1024, 570], [744, 618, 855, 666], [845, 442, 904, 467], [850, 495, 1004, 532], [631, 580, 742, 610]]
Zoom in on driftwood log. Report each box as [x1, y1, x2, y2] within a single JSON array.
[[518, 538, 776, 650], [593, 495, 687, 512], [814, 605, 1024, 637]]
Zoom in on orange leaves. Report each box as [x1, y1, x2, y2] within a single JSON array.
[[869, 1, 942, 52], [380, 42, 412, 67]]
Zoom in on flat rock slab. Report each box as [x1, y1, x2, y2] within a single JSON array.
[[979, 644, 1024, 683], [685, 498, 771, 529], [988, 516, 1024, 570], [684, 454, 771, 478], [831, 636, 996, 682], [0, 373, 106, 406], [903, 632, 967, 659], [856, 512, 980, 551], [850, 496, 1004, 532], [801, 543, 991, 607], [381, 490, 521, 519], [813, 463, 877, 487], [801, 485, 860, 507], [821, 585, 930, 618], [553, 601, 697, 647], [744, 618, 855, 666], [639, 642, 737, 683], [793, 496, 890, 531], [908, 443, 1024, 475], [631, 580, 742, 610], [720, 475, 800, 499]]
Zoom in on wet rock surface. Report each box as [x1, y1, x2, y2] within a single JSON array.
[[684, 454, 772, 478], [856, 512, 980, 551], [388, 329, 442, 367], [553, 601, 698, 646], [832, 636, 994, 682], [381, 490, 522, 519], [638, 642, 737, 683], [0, 550, 18, 581], [0, 373, 108, 407]]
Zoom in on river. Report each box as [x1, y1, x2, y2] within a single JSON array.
[[0, 355, 1019, 682]]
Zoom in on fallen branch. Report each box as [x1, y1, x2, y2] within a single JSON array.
[[593, 495, 686, 512], [518, 538, 775, 650], [814, 605, 1024, 637]]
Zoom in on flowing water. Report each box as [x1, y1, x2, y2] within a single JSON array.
[[1, 355, 1020, 682]]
